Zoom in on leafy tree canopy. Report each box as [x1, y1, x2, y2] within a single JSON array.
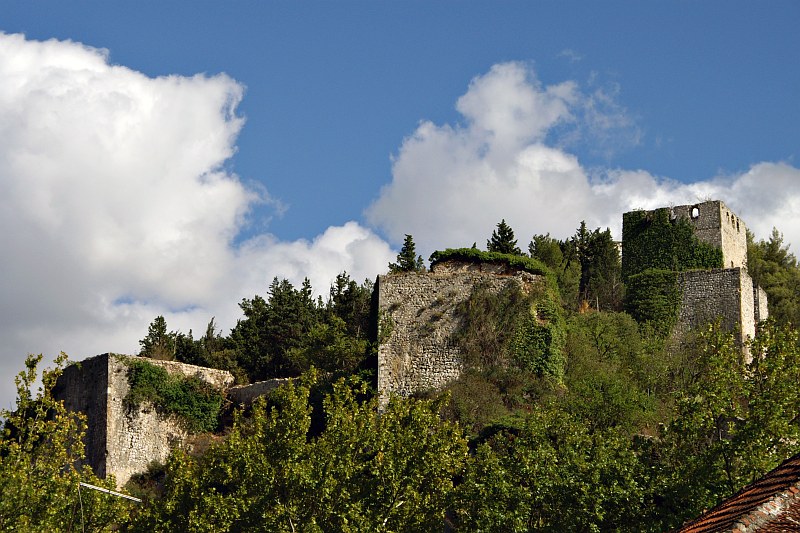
[[139, 315, 176, 361], [748, 228, 800, 327], [0, 354, 131, 531]]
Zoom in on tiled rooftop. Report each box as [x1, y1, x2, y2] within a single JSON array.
[[678, 453, 800, 532]]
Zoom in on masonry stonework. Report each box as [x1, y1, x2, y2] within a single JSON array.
[[54, 200, 768, 489], [674, 268, 759, 346], [664, 200, 748, 269], [377, 260, 544, 402], [54, 353, 234, 487], [624, 200, 766, 349]]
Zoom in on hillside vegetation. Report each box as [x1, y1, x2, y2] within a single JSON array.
[[4, 222, 800, 531]]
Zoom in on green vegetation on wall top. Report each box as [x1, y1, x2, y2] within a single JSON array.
[[428, 248, 551, 277], [124, 358, 224, 433]]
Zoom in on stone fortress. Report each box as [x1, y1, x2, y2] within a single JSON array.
[[376, 260, 547, 404], [56, 199, 766, 487], [627, 200, 767, 347], [377, 199, 768, 400]]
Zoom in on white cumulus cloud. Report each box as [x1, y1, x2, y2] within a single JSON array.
[[0, 33, 394, 410], [367, 61, 800, 258]]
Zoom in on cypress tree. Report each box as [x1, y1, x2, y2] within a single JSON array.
[[389, 234, 425, 272], [487, 219, 522, 255]]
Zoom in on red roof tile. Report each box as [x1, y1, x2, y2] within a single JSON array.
[[678, 453, 800, 532]]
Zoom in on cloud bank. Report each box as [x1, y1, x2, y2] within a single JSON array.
[[0, 33, 393, 409], [367, 61, 800, 256]]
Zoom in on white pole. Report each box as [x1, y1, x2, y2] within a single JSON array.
[[78, 482, 142, 503]]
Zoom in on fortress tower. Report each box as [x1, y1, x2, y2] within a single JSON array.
[[622, 200, 767, 349], [664, 200, 748, 269]]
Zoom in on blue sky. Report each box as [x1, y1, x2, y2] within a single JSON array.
[[0, 2, 798, 408], [6, 2, 798, 241]]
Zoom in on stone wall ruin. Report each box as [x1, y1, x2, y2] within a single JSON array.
[[377, 260, 545, 402], [54, 353, 234, 487], [624, 200, 767, 348]]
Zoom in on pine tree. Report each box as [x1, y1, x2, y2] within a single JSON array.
[[487, 219, 521, 255], [389, 234, 425, 272], [139, 315, 176, 360]]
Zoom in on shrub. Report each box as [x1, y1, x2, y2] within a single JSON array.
[[429, 248, 551, 277], [125, 358, 224, 433]]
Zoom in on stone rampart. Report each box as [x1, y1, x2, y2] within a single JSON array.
[[229, 378, 289, 406], [377, 260, 544, 402], [55, 353, 234, 487]]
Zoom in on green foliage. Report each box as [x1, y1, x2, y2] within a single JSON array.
[[139, 315, 176, 360], [229, 277, 322, 380], [529, 232, 582, 308], [453, 280, 565, 382], [530, 224, 623, 311], [125, 358, 224, 433], [0, 354, 131, 531], [286, 315, 368, 374], [562, 312, 660, 434], [173, 318, 247, 383], [442, 279, 566, 432], [389, 234, 425, 273], [644, 321, 800, 529], [429, 247, 551, 277], [747, 228, 800, 327], [453, 407, 645, 532], [528, 232, 563, 269], [572, 222, 624, 310], [326, 272, 374, 339], [622, 208, 723, 280], [487, 219, 522, 255], [624, 269, 682, 336], [130, 374, 467, 532]]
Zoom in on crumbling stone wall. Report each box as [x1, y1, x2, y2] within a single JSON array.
[[55, 353, 234, 487], [229, 378, 288, 406], [662, 200, 748, 269], [377, 260, 544, 402], [623, 200, 766, 350], [755, 285, 769, 323]]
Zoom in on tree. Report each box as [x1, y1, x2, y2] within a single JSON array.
[[452, 407, 645, 532], [567, 222, 623, 311], [327, 272, 373, 339], [229, 277, 322, 381], [487, 219, 522, 255], [530, 233, 581, 307], [747, 228, 800, 327], [388, 234, 425, 273], [528, 232, 563, 270], [139, 315, 176, 360], [562, 312, 657, 434], [131, 374, 467, 531], [646, 321, 800, 529], [0, 354, 130, 531]]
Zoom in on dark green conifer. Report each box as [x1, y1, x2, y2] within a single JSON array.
[[389, 234, 425, 272], [487, 219, 522, 255]]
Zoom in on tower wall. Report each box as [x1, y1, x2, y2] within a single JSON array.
[[668, 200, 748, 269]]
